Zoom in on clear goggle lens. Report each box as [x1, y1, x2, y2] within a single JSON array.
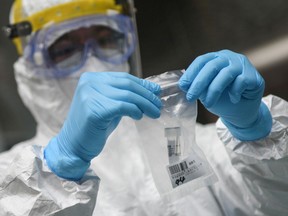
[[26, 15, 136, 77], [48, 25, 128, 71]]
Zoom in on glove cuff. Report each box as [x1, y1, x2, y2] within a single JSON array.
[[44, 137, 90, 181], [221, 102, 272, 141]]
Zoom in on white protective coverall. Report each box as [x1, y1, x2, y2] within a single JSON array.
[[0, 93, 288, 216], [1, 0, 288, 215]]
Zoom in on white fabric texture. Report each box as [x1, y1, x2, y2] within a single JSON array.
[[0, 95, 288, 215], [22, 0, 73, 16], [13, 56, 129, 136], [217, 95, 288, 215], [42, 14, 124, 49], [0, 131, 99, 215]]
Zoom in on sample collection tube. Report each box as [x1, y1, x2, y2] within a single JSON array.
[[165, 127, 181, 164]]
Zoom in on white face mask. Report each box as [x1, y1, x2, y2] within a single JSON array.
[[14, 56, 129, 137]]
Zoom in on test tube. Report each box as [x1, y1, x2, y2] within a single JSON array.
[[165, 127, 181, 164]]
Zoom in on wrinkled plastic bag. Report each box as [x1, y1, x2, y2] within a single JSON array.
[[136, 70, 217, 201]]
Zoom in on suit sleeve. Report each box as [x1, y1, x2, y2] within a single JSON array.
[[217, 95, 288, 216], [0, 145, 100, 216]]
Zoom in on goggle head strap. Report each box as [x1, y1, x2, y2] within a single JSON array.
[[2, 21, 32, 39]]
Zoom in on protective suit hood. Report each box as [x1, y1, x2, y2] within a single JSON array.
[[14, 56, 129, 137]]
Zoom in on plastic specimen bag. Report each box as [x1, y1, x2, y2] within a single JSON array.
[[135, 70, 217, 201]]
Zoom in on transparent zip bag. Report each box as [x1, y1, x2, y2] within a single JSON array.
[[135, 70, 218, 201]]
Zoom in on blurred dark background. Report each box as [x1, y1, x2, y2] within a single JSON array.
[[1, 0, 288, 152]]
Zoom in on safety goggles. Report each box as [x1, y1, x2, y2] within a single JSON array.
[[24, 14, 136, 77]]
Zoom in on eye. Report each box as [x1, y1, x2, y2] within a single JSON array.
[[90, 26, 125, 49], [48, 36, 83, 63], [97, 32, 125, 48]]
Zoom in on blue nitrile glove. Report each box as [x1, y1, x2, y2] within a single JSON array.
[[179, 50, 272, 141], [44, 72, 162, 180]]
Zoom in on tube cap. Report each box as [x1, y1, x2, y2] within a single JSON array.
[[165, 127, 181, 137]]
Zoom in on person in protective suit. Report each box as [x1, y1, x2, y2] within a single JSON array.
[[1, 0, 288, 215]]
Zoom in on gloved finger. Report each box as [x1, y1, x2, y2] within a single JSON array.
[[88, 72, 162, 106], [179, 52, 217, 92], [204, 65, 241, 107], [104, 72, 161, 95], [103, 77, 162, 109], [229, 71, 264, 103], [115, 100, 160, 120], [80, 73, 162, 117], [185, 56, 229, 101], [101, 85, 161, 119], [89, 92, 145, 121], [114, 100, 145, 120], [228, 73, 247, 104], [139, 79, 161, 95], [199, 89, 208, 105], [82, 72, 161, 95]]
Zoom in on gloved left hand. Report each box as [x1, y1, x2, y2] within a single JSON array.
[[179, 50, 272, 141]]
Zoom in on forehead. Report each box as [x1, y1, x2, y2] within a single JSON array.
[[60, 25, 116, 38], [44, 15, 122, 47]]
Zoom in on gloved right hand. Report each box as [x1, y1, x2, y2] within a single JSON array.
[[44, 72, 162, 180], [179, 50, 272, 141]]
